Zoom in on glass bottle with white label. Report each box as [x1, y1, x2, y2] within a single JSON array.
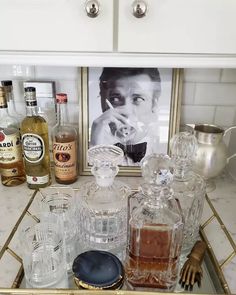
[[52, 93, 78, 184], [0, 87, 26, 186], [21, 87, 51, 189]]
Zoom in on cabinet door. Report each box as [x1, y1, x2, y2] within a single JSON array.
[[118, 0, 236, 54], [0, 0, 113, 52]]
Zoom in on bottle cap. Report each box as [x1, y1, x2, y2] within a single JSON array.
[[24, 87, 37, 106], [170, 131, 197, 163], [72, 250, 124, 290], [141, 154, 173, 186], [24, 87, 36, 92], [0, 86, 7, 108], [88, 145, 124, 187], [1, 80, 12, 86], [56, 93, 68, 103]]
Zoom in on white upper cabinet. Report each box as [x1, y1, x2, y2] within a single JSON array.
[[118, 0, 236, 54], [1, 0, 236, 55], [0, 0, 113, 52]]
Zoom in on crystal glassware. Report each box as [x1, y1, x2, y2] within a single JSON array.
[[77, 145, 131, 261], [170, 131, 206, 254], [38, 187, 78, 273], [125, 154, 184, 291], [20, 221, 68, 288]]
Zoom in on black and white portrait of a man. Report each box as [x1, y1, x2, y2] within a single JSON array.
[[88, 67, 173, 167]]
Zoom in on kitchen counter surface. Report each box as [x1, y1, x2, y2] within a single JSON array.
[[0, 173, 235, 293]]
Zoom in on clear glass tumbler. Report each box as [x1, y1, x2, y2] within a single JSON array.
[[20, 221, 68, 288], [38, 187, 78, 272]]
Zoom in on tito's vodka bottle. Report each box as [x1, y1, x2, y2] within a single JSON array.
[[0, 87, 25, 186], [21, 87, 51, 189], [52, 93, 78, 184]]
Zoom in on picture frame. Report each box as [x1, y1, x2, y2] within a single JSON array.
[[79, 67, 183, 176]]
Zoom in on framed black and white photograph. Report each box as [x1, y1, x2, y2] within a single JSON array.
[[79, 67, 182, 176]]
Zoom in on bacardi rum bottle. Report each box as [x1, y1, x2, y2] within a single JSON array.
[[0, 87, 25, 186]]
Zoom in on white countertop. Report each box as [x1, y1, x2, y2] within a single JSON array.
[[0, 173, 235, 293]]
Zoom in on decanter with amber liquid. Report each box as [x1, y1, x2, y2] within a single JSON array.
[[170, 132, 205, 254], [125, 154, 184, 291], [77, 145, 130, 261]]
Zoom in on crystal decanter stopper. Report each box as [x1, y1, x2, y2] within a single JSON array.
[[170, 132, 206, 254], [77, 145, 130, 261], [125, 154, 184, 291]]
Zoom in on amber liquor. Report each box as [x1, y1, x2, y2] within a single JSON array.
[[126, 225, 179, 290]]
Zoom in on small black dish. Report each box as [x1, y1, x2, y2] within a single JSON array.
[[72, 250, 124, 290]]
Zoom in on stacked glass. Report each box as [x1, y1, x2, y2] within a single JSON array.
[[20, 220, 68, 288], [38, 187, 78, 273]]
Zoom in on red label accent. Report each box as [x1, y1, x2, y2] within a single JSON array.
[[0, 132, 5, 142]]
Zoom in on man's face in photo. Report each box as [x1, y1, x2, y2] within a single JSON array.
[[101, 73, 159, 143], [106, 74, 158, 120]]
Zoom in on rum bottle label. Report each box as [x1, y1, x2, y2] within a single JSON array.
[[0, 131, 22, 164], [53, 141, 77, 181], [22, 133, 45, 163]]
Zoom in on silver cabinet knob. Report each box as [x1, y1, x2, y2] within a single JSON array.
[[85, 0, 100, 18], [132, 0, 147, 18]]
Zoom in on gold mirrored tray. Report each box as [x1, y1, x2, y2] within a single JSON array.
[[0, 187, 232, 294]]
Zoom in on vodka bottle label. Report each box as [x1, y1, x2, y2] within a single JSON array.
[[53, 141, 77, 181]]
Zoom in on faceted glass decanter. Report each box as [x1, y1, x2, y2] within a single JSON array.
[[125, 154, 184, 291], [170, 132, 206, 254], [77, 145, 130, 261]]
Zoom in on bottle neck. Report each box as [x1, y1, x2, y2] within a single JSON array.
[[26, 105, 38, 117], [57, 103, 68, 126], [6, 92, 17, 113], [141, 183, 170, 207], [92, 165, 118, 187], [0, 106, 9, 117], [173, 160, 192, 180]]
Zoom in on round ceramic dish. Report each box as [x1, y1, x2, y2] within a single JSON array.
[[72, 250, 124, 290]]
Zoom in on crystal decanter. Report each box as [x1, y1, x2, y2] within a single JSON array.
[[77, 145, 130, 261], [170, 132, 206, 254], [125, 154, 184, 291]]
